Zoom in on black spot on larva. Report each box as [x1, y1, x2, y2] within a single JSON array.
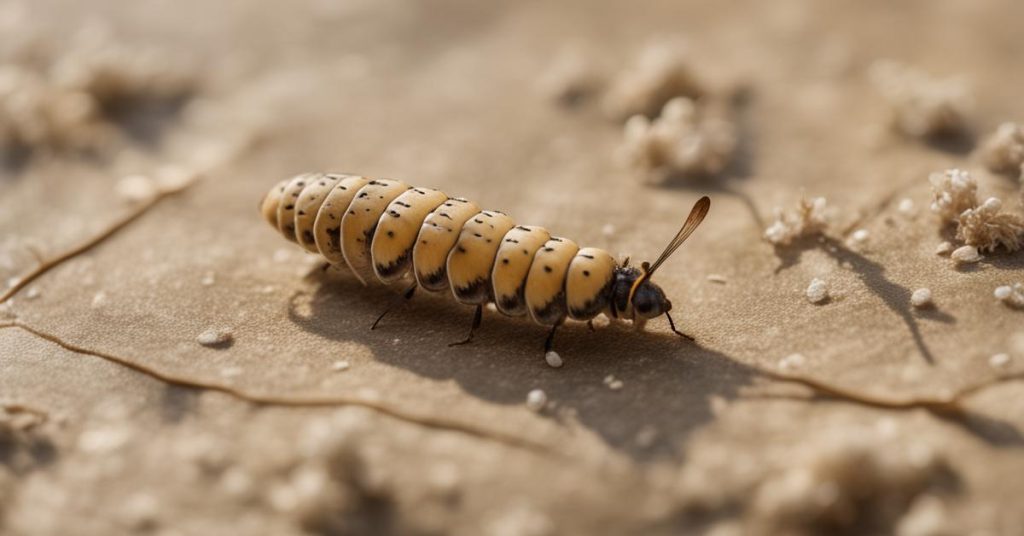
[[543, 247, 554, 252], [515, 226, 529, 231], [582, 254, 594, 259], [339, 186, 347, 190], [583, 270, 590, 276], [388, 210, 400, 217], [329, 213, 336, 220], [544, 265, 552, 273], [505, 238, 519, 243], [430, 222, 438, 227], [396, 202, 411, 208], [319, 181, 327, 186], [284, 204, 294, 210], [296, 182, 305, 187], [444, 203, 453, 207], [439, 213, 453, 220], [386, 230, 394, 237], [486, 238, 492, 243], [421, 240, 428, 245], [551, 237, 563, 242], [297, 210, 306, 216], [378, 195, 384, 199], [365, 208, 370, 212], [501, 258, 510, 265], [349, 210, 356, 215], [292, 192, 299, 197], [522, 249, 529, 255], [369, 180, 382, 186], [473, 233, 482, 238], [303, 231, 314, 243], [457, 246, 467, 253], [308, 195, 316, 200], [474, 219, 483, 224], [358, 192, 368, 198], [447, 229, 453, 233]]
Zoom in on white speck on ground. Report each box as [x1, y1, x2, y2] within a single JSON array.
[[525, 389, 547, 412], [707, 274, 727, 284], [993, 283, 1023, 308], [951, 245, 982, 264], [272, 248, 292, 263], [851, 229, 869, 243], [989, 353, 1011, 369], [910, 288, 932, 308], [603, 375, 624, 390], [779, 353, 806, 370], [115, 174, 158, 202], [200, 271, 216, 286], [91, 291, 108, 308], [601, 223, 616, 237], [197, 327, 233, 347], [897, 198, 915, 215], [331, 360, 350, 372], [806, 278, 828, 304], [25, 286, 40, 299], [544, 351, 563, 368], [934, 241, 954, 256]]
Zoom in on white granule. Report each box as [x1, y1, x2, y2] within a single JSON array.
[[603, 374, 624, 390], [200, 271, 216, 286], [950, 245, 982, 264], [25, 286, 40, 299], [706, 274, 727, 284], [544, 350, 563, 368], [601, 223, 616, 237], [806, 278, 828, 304], [331, 360, 350, 372], [197, 327, 233, 347], [910, 288, 932, 308], [91, 291, 107, 308], [115, 174, 158, 202], [525, 389, 547, 412], [779, 353, 806, 370], [850, 229, 869, 243], [994, 283, 1024, 308], [989, 353, 1011, 369], [934, 241, 954, 256], [897, 198, 915, 215]]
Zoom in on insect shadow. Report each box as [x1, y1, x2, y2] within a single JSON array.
[[772, 235, 954, 365], [287, 268, 758, 462]]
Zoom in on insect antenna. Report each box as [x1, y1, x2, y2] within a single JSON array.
[[628, 196, 711, 302]]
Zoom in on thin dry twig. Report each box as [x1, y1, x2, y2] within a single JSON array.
[[0, 320, 552, 454]]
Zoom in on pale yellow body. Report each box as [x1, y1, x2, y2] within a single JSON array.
[[312, 176, 369, 265], [412, 198, 481, 291], [566, 247, 617, 320], [491, 226, 551, 316], [340, 179, 410, 284], [276, 173, 318, 242], [293, 174, 342, 253], [524, 238, 580, 326], [260, 179, 289, 228], [447, 211, 516, 305], [371, 187, 448, 283]]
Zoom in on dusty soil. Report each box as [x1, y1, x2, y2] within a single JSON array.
[[2, 1, 1024, 535]]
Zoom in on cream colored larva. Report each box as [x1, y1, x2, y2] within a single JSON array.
[[261, 172, 710, 354]]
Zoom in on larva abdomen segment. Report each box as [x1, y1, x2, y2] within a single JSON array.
[[262, 174, 621, 329]]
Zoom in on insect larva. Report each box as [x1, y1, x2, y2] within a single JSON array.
[[261, 172, 711, 356]]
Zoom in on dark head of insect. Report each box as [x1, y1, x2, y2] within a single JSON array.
[[611, 196, 710, 337]]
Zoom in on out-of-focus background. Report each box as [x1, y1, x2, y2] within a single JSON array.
[[2, 1, 1024, 534]]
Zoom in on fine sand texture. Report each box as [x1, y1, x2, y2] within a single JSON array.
[[2, 1, 1024, 535]]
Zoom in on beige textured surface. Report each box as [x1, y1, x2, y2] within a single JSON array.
[[2, 1, 1024, 534]]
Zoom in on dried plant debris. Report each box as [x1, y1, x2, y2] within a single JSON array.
[[603, 39, 707, 121], [618, 97, 737, 183], [0, 21, 196, 157], [675, 426, 959, 536], [869, 60, 973, 139], [536, 48, 604, 107], [929, 169, 1024, 253], [979, 122, 1024, 175], [764, 196, 831, 246]]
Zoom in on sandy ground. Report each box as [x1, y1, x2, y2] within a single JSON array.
[[2, 1, 1024, 534]]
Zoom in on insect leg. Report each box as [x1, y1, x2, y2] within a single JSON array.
[[665, 311, 694, 341], [448, 304, 483, 347], [543, 320, 562, 353], [586, 320, 595, 332], [370, 283, 417, 330]]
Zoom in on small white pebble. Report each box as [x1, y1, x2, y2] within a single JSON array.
[[331, 360, 350, 372], [115, 174, 158, 202], [779, 353, 806, 370], [197, 328, 233, 347], [25, 287, 40, 300], [544, 350, 563, 368], [989, 353, 1011, 369], [897, 198, 915, 214], [525, 389, 547, 412], [91, 291, 108, 308], [806, 278, 828, 304], [200, 272, 216, 286], [590, 315, 611, 329], [601, 223, 616, 237], [486, 303, 498, 312], [5, 277, 20, 289], [934, 241, 954, 256], [607, 379, 624, 390], [910, 288, 932, 308], [951, 245, 982, 264], [851, 229, 869, 242], [706, 274, 727, 284], [994, 286, 1012, 300]]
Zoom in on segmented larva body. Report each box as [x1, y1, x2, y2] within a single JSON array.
[[260, 172, 620, 327]]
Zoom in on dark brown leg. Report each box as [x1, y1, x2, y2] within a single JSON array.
[[448, 304, 483, 347], [543, 321, 561, 353], [370, 283, 417, 330], [665, 311, 694, 341]]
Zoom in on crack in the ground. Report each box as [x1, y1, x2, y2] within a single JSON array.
[[0, 321, 554, 454]]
